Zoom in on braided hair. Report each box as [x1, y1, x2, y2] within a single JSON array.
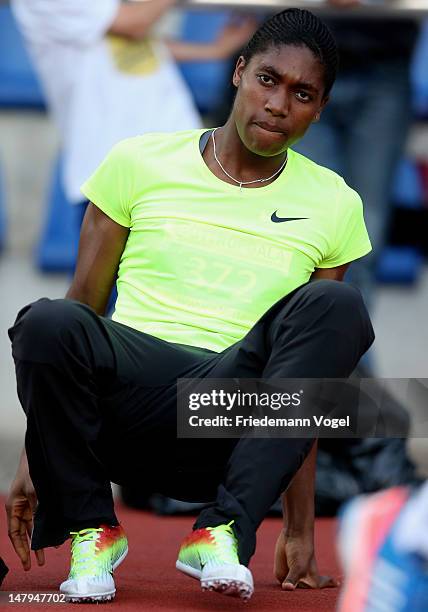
[[242, 9, 338, 96]]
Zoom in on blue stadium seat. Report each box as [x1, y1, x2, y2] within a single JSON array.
[[392, 158, 424, 210], [0, 165, 6, 253], [376, 158, 424, 284], [412, 19, 428, 117], [36, 157, 80, 272], [376, 246, 423, 285], [178, 10, 233, 114], [0, 6, 45, 254], [0, 5, 45, 108]]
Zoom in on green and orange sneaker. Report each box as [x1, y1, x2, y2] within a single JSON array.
[[60, 524, 128, 603], [176, 521, 254, 600]]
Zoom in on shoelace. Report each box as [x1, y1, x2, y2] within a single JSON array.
[[70, 527, 103, 577], [206, 521, 239, 564]]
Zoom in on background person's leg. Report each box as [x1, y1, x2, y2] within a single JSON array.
[[194, 280, 375, 565], [343, 61, 412, 310], [294, 93, 344, 177], [296, 64, 412, 312]]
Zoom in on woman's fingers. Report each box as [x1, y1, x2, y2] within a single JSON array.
[[35, 549, 45, 567], [8, 515, 31, 570]]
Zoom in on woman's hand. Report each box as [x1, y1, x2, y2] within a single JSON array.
[[5, 450, 45, 571], [274, 528, 338, 590]]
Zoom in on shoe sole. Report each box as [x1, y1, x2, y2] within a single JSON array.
[[63, 546, 128, 603], [176, 560, 254, 601], [67, 593, 115, 604]]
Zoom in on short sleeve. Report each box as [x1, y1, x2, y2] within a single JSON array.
[[80, 139, 136, 228], [12, 0, 119, 46], [317, 179, 372, 268]]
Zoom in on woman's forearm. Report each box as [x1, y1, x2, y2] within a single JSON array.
[[108, 0, 177, 40], [282, 440, 317, 537]]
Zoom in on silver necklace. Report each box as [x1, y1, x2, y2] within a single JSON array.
[[211, 127, 288, 192]]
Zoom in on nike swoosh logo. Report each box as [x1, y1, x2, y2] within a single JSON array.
[[271, 211, 308, 223]]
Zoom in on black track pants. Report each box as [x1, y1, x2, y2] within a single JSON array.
[[9, 280, 374, 566]]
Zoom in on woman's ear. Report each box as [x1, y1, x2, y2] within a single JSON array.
[[313, 96, 329, 122], [233, 56, 247, 88]]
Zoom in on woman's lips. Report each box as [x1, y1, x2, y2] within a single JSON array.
[[254, 121, 287, 136]]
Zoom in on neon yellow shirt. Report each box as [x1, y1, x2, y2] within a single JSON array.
[[81, 129, 371, 352]]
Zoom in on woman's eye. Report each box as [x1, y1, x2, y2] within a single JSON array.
[[258, 74, 274, 86], [296, 91, 311, 102]]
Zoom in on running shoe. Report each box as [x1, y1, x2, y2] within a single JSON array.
[[176, 521, 254, 600], [337, 486, 428, 612], [60, 524, 128, 603]]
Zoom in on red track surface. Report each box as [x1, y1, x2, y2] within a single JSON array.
[[1, 499, 341, 611]]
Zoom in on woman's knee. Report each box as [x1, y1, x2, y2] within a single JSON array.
[[283, 280, 374, 347], [307, 278, 361, 301], [9, 298, 88, 362], [303, 279, 369, 316], [308, 280, 374, 346]]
